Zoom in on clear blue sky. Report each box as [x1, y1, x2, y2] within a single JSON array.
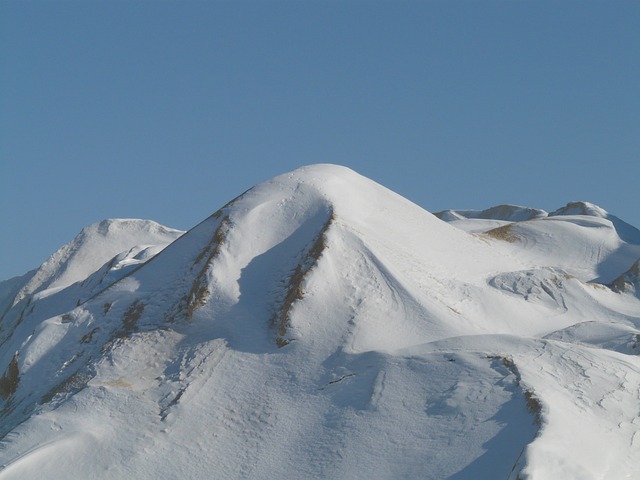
[[1, 0, 639, 280]]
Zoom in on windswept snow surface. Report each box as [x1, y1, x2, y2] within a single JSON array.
[[0, 165, 638, 479]]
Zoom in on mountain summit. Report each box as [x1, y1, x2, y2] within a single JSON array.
[[0, 165, 638, 479]]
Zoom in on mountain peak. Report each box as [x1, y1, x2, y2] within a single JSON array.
[[9, 218, 183, 307], [549, 201, 609, 218], [549, 201, 640, 245]]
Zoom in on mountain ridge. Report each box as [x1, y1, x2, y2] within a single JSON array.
[[4, 219, 183, 309]]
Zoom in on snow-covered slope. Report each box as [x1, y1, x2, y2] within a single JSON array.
[[0, 271, 36, 321], [0, 165, 638, 480], [6, 219, 184, 308], [439, 201, 640, 283], [550, 201, 640, 245]]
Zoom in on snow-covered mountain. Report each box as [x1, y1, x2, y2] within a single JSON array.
[[0, 219, 183, 315], [0, 165, 638, 479]]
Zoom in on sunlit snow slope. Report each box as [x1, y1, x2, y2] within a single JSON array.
[[0, 165, 638, 480]]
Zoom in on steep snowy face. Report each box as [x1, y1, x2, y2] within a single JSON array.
[[0, 271, 35, 320], [0, 164, 639, 480], [158, 164, 542, 352], [9, 219, 184, 306]]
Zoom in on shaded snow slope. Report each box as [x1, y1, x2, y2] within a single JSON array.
[[611, 259, 640, 298], [0, 165, 638, 480], [0, 271, 36, 320]]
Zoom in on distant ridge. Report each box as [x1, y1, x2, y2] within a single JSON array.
[[434, 204, 547, 222], [8, 219, 183, 308]]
